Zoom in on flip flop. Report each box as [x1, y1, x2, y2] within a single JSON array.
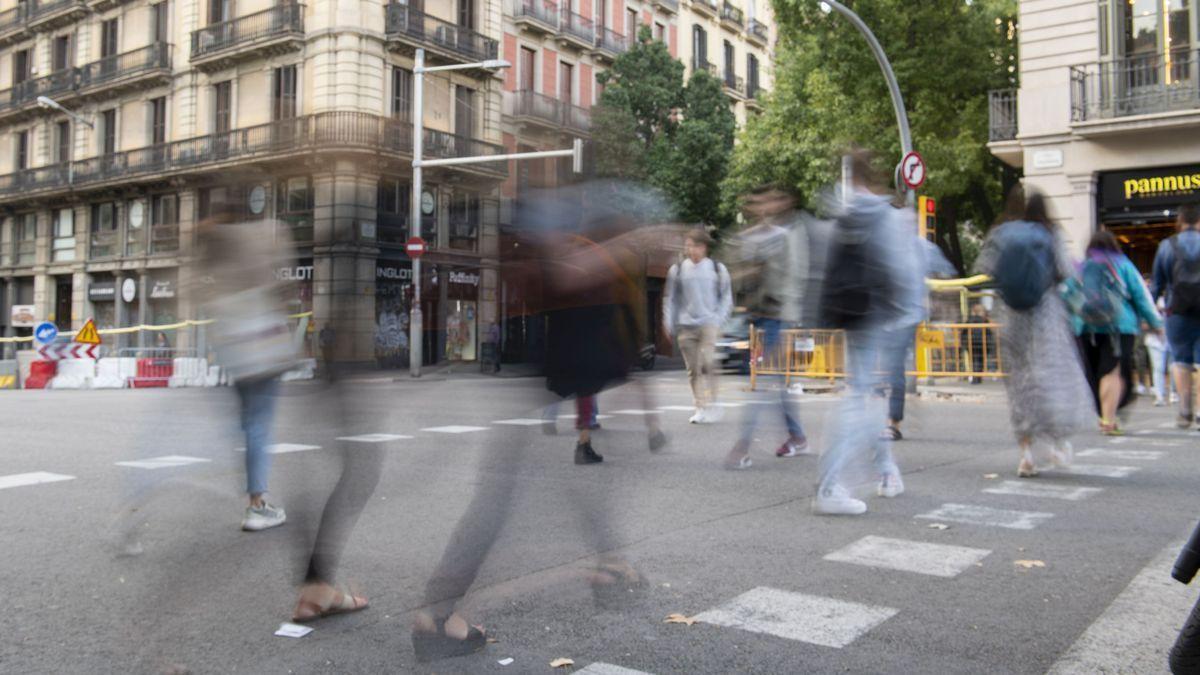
[[292, 588, 369, 623]]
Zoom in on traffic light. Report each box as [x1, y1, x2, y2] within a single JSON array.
[[918, 195, 936, 242]]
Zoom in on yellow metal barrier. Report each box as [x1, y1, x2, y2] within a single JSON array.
[[750, 323, 1005, 389]]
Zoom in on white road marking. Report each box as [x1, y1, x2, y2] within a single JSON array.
[[115, 455, 212, 470], [823, 535, 990, 578], [693, 587, 897, 648], [610, 409, 662, 415], [1056, 464, 1141, 479], [575, 664, 655, 675], [422, 425, 490, 434], [1077, 448, 1166, 461], [916, 503, 1054, 530], [1107, 437, 1131, 444], [1047, 539, 1199, 674], [492, 419, 554, 426], [557, 414, 614, 420], [0, 472, 76, 490], [982, 480, 1102, 502], [236, 443, 322, 454], [336, 434, 413, 443], [657, 405, 697, 411]]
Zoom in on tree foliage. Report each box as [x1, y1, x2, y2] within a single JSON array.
[[725, 0, 1018, 264], [595, 26, 737, 227]]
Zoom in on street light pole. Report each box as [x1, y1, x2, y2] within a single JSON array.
[[821, 0, 914, 205]]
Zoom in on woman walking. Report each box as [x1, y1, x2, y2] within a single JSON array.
[[977, 189, 1093, 477], [1070, 231, 1162, 435]]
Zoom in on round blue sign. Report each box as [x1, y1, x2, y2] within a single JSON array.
[[34, 321, 58, 344]]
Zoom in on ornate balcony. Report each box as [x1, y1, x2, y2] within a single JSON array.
[[747, 18, 767, 45], [513, 0, 558, 35], [0, 5, 27, 48], [385, 5, 498, 68], [723, 72, 746, 100], [26, 0, 89, 32], [562, 103, 590, 135], [77, 43, 172, 101], [691, 0, 718, 18], [0, 68, 78, 124], [988, 88, 1017, 142], [652, 0, 679, 14], [719, 2, 744, 31], [1070, 50, 1200, 130], [190, 3, 305, 72], [557, 7, 594, 51], [592, 26, 626, 61], [510, 90, 563, 130]]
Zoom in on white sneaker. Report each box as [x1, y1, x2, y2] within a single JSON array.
[[689, 409, 705, 424], [1136, 385, 1148, 395], [1155, 397, 1166, 407], [1051, 441, 1073, 467], [242, 502, 287, 531], [704, 406, 725, 422], [877, 473, 905, 498], [813, 485, 867, 515]]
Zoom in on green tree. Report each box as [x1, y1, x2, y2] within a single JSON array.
[[595, 26, 737, 227], [725, 0, 1018, 271]]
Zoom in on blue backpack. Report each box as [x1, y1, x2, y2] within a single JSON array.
[[993, 222, 1056, 311], [1077, 256, 1127, 330]]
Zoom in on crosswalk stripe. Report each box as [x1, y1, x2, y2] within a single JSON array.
[[1077, 448, 1166, 461], [692, 587, 898, 648], [657, 406, 696, 411], [236, 443, 321, 454], [916, 503, 1054, 530], [708, 402, 746, 408], [575, 664, 655, 675], [0, 472, 76, 490], [336, 434, 414, 443], [115, 455, 212, 470], [982, 480, 1102, 502], [557, 414, 614, 420], [492, 419, 553, 426], [1056, 464, 1140, 479], [610, 409, 663, 415], [823, 535, 991, 578], [421, 425, 490, 434]]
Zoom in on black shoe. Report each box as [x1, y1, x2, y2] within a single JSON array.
[[575, 442, 604, 465], [648, 430, 668, 453]]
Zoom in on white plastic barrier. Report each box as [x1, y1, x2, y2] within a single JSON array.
[[48, 359, 97, 389], [281, 358, 317, 382], [169, 358, 210, 388], [93, 357, 136, 389], [207, 365, 224, 387]]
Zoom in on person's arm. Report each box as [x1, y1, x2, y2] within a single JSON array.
[[1126, 261, 1164, 329], [1152, 239, 1171, 301], [663, 264, 677, 338], [717, 262, 734, 325]]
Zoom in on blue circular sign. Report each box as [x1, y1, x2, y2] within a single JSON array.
[[34, 321, 58, 344]]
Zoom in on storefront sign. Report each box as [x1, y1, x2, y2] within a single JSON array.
[[150, 280, 176, 299], [89, 281, 116, 301], [121, 278, 137, 303], [449, 271, 480, 287], [376, 265, 413, 281], [276, 264, 314, 281], [10, 305, 35, 327], [1101, 164, 1200, 211]]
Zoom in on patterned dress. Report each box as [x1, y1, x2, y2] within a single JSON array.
[[978, 223, 1094, 443]]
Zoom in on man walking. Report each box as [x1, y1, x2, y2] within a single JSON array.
[[664, 229, 733, 424], [1153, 202, 1200, 428]]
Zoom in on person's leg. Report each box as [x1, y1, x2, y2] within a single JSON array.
[[816, 330, 876, 511], [1017, 434, 1037, 477], [676, 327, 703, 409], [1099, 366, 1122, 426], [884, 327, 912, 431], [700, 324, 720, 409], [239, 378, 278, 506], [1149, 344, 1167, 403]]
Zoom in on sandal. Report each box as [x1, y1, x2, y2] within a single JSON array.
[[879, 426, 902, 441], [1099, 418, 1124, 436], [1017, 449, 1038, 478], [591, 561, 648, 609], [412, 615, 488, 663], [292, 587, 369, 623]]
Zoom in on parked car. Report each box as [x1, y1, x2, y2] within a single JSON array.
[[714, 313, 752, 374]]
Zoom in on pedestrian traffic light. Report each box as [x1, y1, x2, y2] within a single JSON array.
[[918, 196, 936, 242]]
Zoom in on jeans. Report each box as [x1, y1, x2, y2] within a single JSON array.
[[739, 318, 803, 443], [236, 377, 279, 496], [883, 326, 917, 423], [818, 329, 901, 492]]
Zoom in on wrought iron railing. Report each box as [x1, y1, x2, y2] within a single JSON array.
[[558, 7, 594, 44], [514, 0, 558, 28], [1070, 49, 1200, 122], [693, 59, 718, 78], [723, 72, 745, 96], [0, 5, 26, 36], [27, 0, 80, 22], [594, 26, 626, 54], [0, 112, 504, 198], [79, 43, 171, 89], [562, 103, 590, 133], [191, 3, 305, 61], [693, 0, 718, 14], [513, 90, 563, 125], [384, 5, 499, 62], [653, 0, 679, 12], [748, 18, 767, 43], [0, 68, 77, 113], [720, 2, 744, 27], [988, 88, 1017, 141]]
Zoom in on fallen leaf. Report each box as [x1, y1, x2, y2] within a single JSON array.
[[550, 658, 575, 668], [983, 473, 999, 479], [927, 523, 950, 530], [1014, 560, 1046, 569], [665, 613, 699, 626]]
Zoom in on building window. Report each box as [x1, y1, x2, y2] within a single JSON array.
[[273, 65, 297, 120], [13, 49, 29, 84], [692, 26, 708, 68], [654, 21, 665, 41], [391, 67, 412, 120], [101, 19, 119, 59], [276, 176, 314, 242], [55, 121, 70, 163], [100, 109, 117, 155], [125, 199, 147, 256], [151, 2, 169, 43], [627, 8, 638, 38], [209, 0, 231, 25], [150, 193, 178, 254], [747, 53, 759, 97], [377, 177, 410, 244], [448, 192, 480, 251], [455, 85, 476, 138], [15, 130, 28, 170], [559, 62, 574, 102], [90, 202, 118, 259], [458, 0, 475, 29], [15, 213, 35, 265], [723, 40, 734, 83], [213, 81, 232, 133], [52, 208, 75, 262], [52, 34, 71, 71], [519, 47, 536, 91], [149, 97, 167, 145]]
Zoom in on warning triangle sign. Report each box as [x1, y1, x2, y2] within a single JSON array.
[[74, 318, 101, 345]]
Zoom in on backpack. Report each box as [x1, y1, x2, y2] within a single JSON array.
[[1169, 236, 1200, 318], [818, 221, 893, 330], [1077, 256, 1127, 330], [992, 222, 1056, 311]]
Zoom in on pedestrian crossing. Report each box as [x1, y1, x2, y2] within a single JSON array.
[[823, 535, 991, 578], [693, 587, 899, 648]]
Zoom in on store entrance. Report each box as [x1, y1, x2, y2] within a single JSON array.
[[1108, 221, 1176, 273]]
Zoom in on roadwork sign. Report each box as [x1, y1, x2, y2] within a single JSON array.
[[38, 343, 98, 360], [74, 319, 101, 345]]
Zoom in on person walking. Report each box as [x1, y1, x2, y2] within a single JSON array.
[[812, 152, 916, 515], [977, 188, 1093, 477], [723, 185, 812, 469], [1070, 230, 1162, 435], [663, 229, 733, 424], [1152, 202, 1200, 428], [1146, 319, 1171, 406]]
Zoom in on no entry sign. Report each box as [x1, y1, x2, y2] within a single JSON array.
[[406, 237, 427, 259]]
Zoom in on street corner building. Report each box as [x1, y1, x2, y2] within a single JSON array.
[[0, 0, 776, 369], [989, 0, 1200, 270]]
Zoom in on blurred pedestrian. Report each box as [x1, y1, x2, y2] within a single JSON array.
[[879, 205, 929, 442], [977, 188, 1092, 477], [485, 321, 501, 373], [724, 184, 812, 469], [1069, 230, 1162, 435], [813, 151, 915, 515], [664, 229, 733, 424], [959, 303, 993, 384], [1147, 316, 1170, 406], [1152, 202, 1200, 428]]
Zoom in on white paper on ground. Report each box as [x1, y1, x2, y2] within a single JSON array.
[[498, 658, 515, 666], [275, 623, 314, 638]]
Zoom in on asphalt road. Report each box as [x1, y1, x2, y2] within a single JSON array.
[[2, 372, 1199, 674]]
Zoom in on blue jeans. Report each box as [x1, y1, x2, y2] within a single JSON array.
[[1167, 315, 1200, 366], [739, 318, 804, 443], [819, 329, 901, 492], [236, 378, 279, 496], [883, 326, 917, 423]]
